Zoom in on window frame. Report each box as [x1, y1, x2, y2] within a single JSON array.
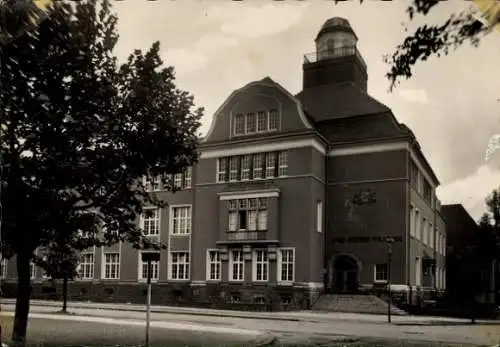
[[374, 263, 388, 283], [169, 251, 190, 281], [252, 249, 269, 282], [138, 251, 160, 282], [170, 205, 192, 235], [78, 251, 95, 281], [140, 207, 161, 237], [229, 250, 244, 282], [277, 248, 295, 284], [102, 252, 120, 280], [206, 249, 222, 281]]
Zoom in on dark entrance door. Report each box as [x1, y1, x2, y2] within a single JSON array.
[[333, 255, 359, 293]]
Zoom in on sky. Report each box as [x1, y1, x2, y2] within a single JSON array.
[[108, 0, 500, 221]]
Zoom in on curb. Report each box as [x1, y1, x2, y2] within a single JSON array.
[[0, 299, 300, 323]]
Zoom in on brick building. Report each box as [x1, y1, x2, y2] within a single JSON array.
[[2, 17, 447, 309]]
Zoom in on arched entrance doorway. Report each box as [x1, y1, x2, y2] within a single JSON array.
[[332, 254, 359, 293]]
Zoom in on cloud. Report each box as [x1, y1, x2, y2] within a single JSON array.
[[437, 165, 500, 220], [164, 48, 209, 75], [208, 3, 308, 39], [398, 88, 431, 105]]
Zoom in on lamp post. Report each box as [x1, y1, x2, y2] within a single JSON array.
[[141, 251, 160, 347], [386, 237, 395, 323]]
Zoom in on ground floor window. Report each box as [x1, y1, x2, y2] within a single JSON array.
[[79, 252, 95, 280], [278, 248, 294, 283], [207, 250, 221, 281], [229, 250, 244, 281], [374, 263, 388, 282], [253, 249, 269, 282], [170, 251, 190, 280], [138, 252, 160, 281], [103, 252, 120, 279]]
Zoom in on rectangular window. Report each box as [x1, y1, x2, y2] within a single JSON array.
[[423, 179, 432, 204], [252, 154, 263, 179], [416, 257, 422, 286], [183, 166, 192, 189], [229, 250, 244, 281], [173, 173, 183, 189], [253, 250, 269, 282], [228, 198, 268, 231], [257, 111, 267, 132], [374, 263, 388, 282], [207, 250, 221, 281], [217, 158, 228, 182], [429, 223, 434, 248], [316, 200, 323, 233], [268, 109, 279, 131], [171, 206, 191, 235], [30, 261, 36, 280], [409, 206, 415, 237], [144, 175, 161, 191], [278, 151, 288, 176], [246, 113, 256, 133], [415, 210, 420, 240], [0, 259, 7, 279], [103, 252, 120, 280], [422, 218, 427, 244], [141, 208, 160, 236], [265, 153, 276, 178], [78, 252, 94, 280], [278, 248, 294, 283], [228, 200, 238, 231], [170, 252, 190, 280], [229, 157, 238, 181], [240, 155, 251, 181], [139, 252, 160, 281], [410, 161, 419, 191], [234, 113, 245, 135]]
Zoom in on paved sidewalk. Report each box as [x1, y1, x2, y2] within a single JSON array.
[[2, 298, 499, 326]]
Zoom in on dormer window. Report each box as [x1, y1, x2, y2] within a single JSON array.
[[233, 109, 279, 136]]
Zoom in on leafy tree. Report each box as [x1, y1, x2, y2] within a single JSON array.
[[335, 0, 499, 90], [0, 0, 202, 345]]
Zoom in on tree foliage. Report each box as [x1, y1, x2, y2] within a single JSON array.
[[1, 0, 202, 344], [384, 0, 498, 90]]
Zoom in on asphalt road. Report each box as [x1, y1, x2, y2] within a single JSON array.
[[4, 316, 258, 347]]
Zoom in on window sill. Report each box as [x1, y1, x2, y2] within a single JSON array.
[[206, 279, 222, 283], [167, 279, 190, 282], [169, 233, 191, 237], [374, 280, 388, 284], [228, 280, 244, 283], [277, 281, 294, 286], [138, 279, 159, 283]]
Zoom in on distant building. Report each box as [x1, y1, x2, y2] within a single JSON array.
[[441, 204, 496, 304], [3, 17, 446, 309]]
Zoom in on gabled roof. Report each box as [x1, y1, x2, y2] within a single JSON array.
[[295, 81, 391, 122]]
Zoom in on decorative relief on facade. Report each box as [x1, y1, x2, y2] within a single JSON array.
[[352, 189, 377, 206]]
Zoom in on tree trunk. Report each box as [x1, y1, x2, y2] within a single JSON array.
[[62, 276, 68, 313], [11, 252, 32, 347]]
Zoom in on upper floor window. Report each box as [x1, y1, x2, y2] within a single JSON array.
[[423, 179, 432, 204], [217, 151, 287, 183], [171, 206, 192, 235], [143, 166, 192, 191], [0, 258, 7, 279], [228, 198, 268, 232], [143, 175, 161, 192], [233, 109, 279, 136], [141, 208, 160, 236], [410, 161, 419, 192]]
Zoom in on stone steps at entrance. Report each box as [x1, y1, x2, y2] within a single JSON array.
[[312, 294, 408, 316]]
